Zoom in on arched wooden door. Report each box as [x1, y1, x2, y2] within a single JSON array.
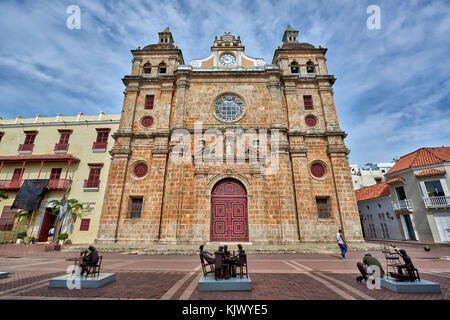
[[210, 178, 249, 242]]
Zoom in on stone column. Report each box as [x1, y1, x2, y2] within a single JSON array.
[[328, 146, 364, 242], [172, 72, 189, 129], [318, 81, 340, 132], [267, 71, 286, 128]]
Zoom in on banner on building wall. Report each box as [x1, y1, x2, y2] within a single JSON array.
[[11, 179, 49, 211]]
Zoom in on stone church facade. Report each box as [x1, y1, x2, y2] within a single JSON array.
[[97, 26, 363, 245]]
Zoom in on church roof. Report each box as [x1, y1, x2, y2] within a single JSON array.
[[142, 43, 176, 51], [281, 42, 315, 49]]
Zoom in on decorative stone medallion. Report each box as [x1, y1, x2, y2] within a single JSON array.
[[311, 163, 326, 178], [133, 163, 148, 178], [305, 115, 318, 127], [214, 94, 245, 123], [141, 116, 153, 128]]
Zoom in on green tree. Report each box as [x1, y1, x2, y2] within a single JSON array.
[[49, 198, 83, 239], [0, 190, 8, 201]]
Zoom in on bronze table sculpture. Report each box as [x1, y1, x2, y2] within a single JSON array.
[[199, 244, 248, 280]]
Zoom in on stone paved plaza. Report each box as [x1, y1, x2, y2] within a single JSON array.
[[0, 242, 449, 300]]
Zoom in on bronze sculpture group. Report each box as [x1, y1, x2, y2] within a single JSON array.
[[200, 244, 248, 280], [382, 244, 420, 282]]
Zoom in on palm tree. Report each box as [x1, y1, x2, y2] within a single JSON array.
[[49, 198, 83, 239], [0, 191, 7, 201]]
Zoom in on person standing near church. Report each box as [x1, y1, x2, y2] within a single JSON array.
[[337, 229, 348, 259]]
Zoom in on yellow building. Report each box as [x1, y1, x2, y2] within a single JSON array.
[[0, 113, 119, 244]]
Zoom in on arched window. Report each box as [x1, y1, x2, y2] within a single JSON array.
[[142, 63, 151, 75], [306, 61, 315, 74], [158, 62, 167, 74], [290, 60, 299, 73]]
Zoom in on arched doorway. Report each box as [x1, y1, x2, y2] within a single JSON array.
[[210, 178, 249, 242]]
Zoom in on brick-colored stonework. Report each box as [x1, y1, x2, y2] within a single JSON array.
[[97, 26, 364, 245]]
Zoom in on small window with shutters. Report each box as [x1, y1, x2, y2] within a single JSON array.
[[24, 132, 36, 145], [130, 197, 143, 219], [0, 206, 17, 231], [145, 95, 154, 109], [80, 219, 90, 231], [50, 168, 62, 181], [316, 198, 330, 219], [85, 167, 101, 188], [304, 95, 313, 110]]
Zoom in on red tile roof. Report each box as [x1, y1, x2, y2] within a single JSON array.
[[386, 177, 405, 184], [386, 147, 450, 175], [355, 182, 391, 202], [415, 169, 446, 177], [0, 154, 80, 163]]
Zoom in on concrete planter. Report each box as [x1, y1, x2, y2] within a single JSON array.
[[16, 239, 24, 244]]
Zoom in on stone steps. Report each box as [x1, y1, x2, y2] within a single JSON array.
[[62, 242, 380, 255]]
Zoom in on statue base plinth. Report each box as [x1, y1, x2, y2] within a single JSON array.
[[0, 272, 9, 279], [198, 275, 252, 291], [380, 276, 441, 293], [49, 273, 116, 289]]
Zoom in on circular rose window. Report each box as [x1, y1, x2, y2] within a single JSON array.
[[141, 116, 153, 128], [305, 116, 317, 127], [133, 163, 148, 178], [311, 163, 326, 178], [214, 94, 245, 122]]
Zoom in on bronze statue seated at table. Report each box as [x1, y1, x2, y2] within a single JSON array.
[[79, 246, 100, 277], [199, 244, 248, 280]]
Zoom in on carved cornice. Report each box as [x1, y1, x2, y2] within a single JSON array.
[[327, 146, 350, 156], [288, 130, 347, 138]]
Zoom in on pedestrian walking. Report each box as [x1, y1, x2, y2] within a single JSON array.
[[337, 229, 348, 259]]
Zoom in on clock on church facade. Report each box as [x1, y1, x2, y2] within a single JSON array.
[[97, 26, 363, 246]]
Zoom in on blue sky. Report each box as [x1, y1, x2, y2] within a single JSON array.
[[0, 0, 449, 165]]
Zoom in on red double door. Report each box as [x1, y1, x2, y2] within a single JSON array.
[[38, 209, 56, 242], [210, 179, 249, 242]]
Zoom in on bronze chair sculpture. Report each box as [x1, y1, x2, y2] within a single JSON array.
[[199, 245, 215, 276], [236, 244, 248, 278], [200, 244, 248, 280]]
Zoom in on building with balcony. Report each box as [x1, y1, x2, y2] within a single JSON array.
[[355, 182, 403, 240], [384, 147, 450, 243], [0, 113, 119, 244]]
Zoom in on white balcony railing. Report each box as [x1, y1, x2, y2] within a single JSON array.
[[392, 199, 412, 211], [423, 196, 450, 209]]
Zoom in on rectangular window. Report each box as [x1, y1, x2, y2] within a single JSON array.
[[88, 168, 101, 185], [93, 128, 110, 150], [367, 214, 377, 238], [0, 206, 17, 231], [50, 168, 62, 181], [58, 133, 70, 144], [130, 197, 143, 219], [316, 198, 329, 219], [12, 168, 22, 181], [145, 95, 154, 109], [96, 131, 109, 143], [304, 95, 313, 110], [0, 132, 4, 143], [80, 218, 90, 231], [424, 180, 445, 197], [24, 133, 36, 145], [395, 186, 407, 200]]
